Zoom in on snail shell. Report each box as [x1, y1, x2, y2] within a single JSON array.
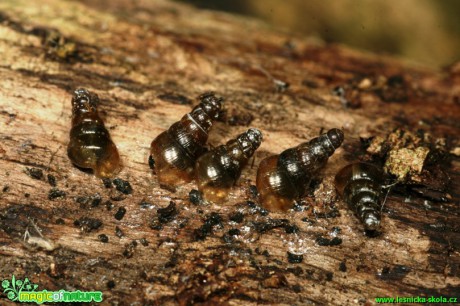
[[334, 162, 384, 231], [67, 88, 121, 178], [150, 92, 223, 189], [195, 128, 263, 203], [256, 128, 344, 211]]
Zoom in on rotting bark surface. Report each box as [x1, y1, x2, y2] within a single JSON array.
[[0, 0, 459, 305]]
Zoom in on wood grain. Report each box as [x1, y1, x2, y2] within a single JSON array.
[[1, 0, 459, 305]]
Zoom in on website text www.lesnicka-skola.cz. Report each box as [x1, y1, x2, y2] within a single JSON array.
[[375, 296, 458, 304]]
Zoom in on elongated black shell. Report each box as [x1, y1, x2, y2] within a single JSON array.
[[334, 162, 383, 231], [195, 128, 263, 189], [150, 92, 223, 187]]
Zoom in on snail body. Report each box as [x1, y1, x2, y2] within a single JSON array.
[[150, 92, 223, 189], [67, 88, 121, 178], [256, 128, 344, 211], [195, 128, 263, 203], [334, 162, 384, 231]]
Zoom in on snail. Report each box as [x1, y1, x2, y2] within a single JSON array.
[[256, 128, 344, 211], [149, 92, 223, 189], [334, 162, 384, 231], [67, 88, 121, 178], [195, 128, 263, 203]]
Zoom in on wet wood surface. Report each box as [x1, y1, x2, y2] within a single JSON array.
[[1, 0, 459, 305]]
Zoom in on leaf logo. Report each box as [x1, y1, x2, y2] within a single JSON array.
[[2, 275, 38, 301]]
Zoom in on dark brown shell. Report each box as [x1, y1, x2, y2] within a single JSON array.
[[195, 128, 262, 202], [67, 88, 121, 178], [150, 92, 223, 189], [256, 128, 344, 211], [334, 162, 384, 231]]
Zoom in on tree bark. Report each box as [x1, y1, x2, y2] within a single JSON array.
[[1, 0, 459, 305]]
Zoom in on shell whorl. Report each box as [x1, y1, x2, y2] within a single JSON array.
[[236, 128, 263, 158], [72, 88, 99, 115], [335, 163, 383, 231], [326, 128, 345, 150], [281, 128, 344, 179], [166, 93, 223, 159], [195, 128, 263, 189], [188, 92, 223, 132]]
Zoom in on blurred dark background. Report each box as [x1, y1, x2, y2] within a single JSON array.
[[177, 0, 460, 68]]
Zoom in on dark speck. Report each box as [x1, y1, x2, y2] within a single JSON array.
[[122, 240, 137, 258], [246, 201, 269, 216], [105, 200, 114, 211], [332, 86, 345, 97], [139, 238, 149, 246], [292, 284, 302, 293], [193, 212, 223, 241], [287, 252, 303, 264], [47, 174, 57, 186], [76, 194, 101, 208], [222, 233, 233, 243], [102, 178, 112, 188], [55, 218, 65, 225], [224, 229, 241, 243], [91, 194, 102, 207], [365, 230, 381, 238], [292, 201, 307, 212], [248, 185, 258, 198], [157, 201, 177, 223], [379, 265, 411, 281], [316, 236, 342, 246], [24, 193, 30, 198], [228, 228, 241, 236], [253, 218, 289, 233], [112, 178, 132, 194], [339, 261, 347, 272], [98, 234, 109, 243], [285, 224, 299, 234], [325, 272, 333, 281], [229, 211, 244, 223], [314, 209, 340, 219], [74, 217, 102, 232], [115, 226, 124, 238], [48, 188, 66, 200], [107, 280, 116, 289], [148, 155, 155, 170], [114, 207, 126, 220], [331, 227, 341, 235], [189, 189, 203, 205], [26, 167, 43, 180], [150, 222, 163, 231], [2, 185, 9, 192]]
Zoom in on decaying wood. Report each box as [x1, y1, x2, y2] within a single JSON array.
[[1, 0, 459, 305]]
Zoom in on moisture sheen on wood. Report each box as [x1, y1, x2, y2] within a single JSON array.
[[0, 0, 459, 305]]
